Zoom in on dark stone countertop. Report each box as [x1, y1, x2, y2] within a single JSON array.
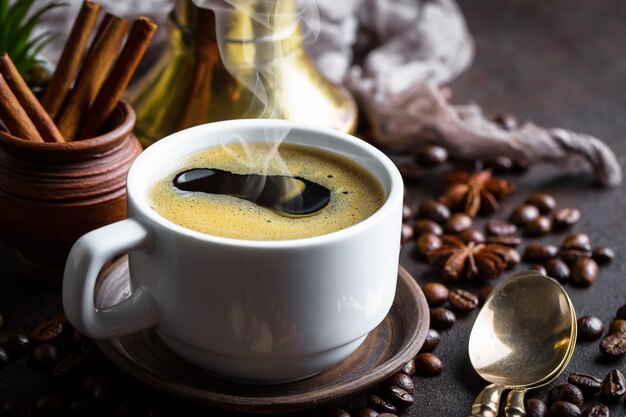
[[1, 0, 626, 415]]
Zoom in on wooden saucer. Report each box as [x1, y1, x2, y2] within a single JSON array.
[[94, 257, 429, 414]]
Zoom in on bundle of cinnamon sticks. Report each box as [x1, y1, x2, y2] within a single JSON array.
[[0, 1, 157, 143]]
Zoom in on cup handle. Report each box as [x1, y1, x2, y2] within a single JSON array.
[[62, 218, 159, 339], [468, 384, 505, 417]]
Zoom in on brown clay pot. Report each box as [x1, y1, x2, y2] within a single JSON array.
[[0, 101, 142, 285]]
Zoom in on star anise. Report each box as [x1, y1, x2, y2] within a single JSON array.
[[439, 170, 516, 217], [428, 235, 511, 281]]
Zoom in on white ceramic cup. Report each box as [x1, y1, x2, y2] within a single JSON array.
[[63, 119, 404, 384]]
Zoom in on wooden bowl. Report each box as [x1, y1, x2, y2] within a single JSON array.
[[0, 101, 142, 285]]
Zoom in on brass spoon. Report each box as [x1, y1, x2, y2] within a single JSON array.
[[467, 271, 577, 417]]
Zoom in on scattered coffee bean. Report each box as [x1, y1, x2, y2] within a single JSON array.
[[493, 113, 519, 130], [414, 353, 443, 376], [487, 156, 514, 173], [415, 233, 442, 258], [33, 344, 61, 369], [329, 409, 351, 417], [386, 386, 415, 408], [559, 248, 592, 265], [30, 320, 63, 343], [617, 304, 626, 320], [599, 332, 626, 360], [0, 331, 32, 355], [413, 219, 443, 236], [503, 247, 521, 268], [367, 394, 396, 414], [417, 200, 450, 223], [401, 359, 416, 376], [0, 347, 8, 370], [478, 286, 494, 304], [383, 373, 415, 393], [459, 229, 485, 244], [562, 233, 592, 251], [416, 145, 448, 166], [525, 216, 552, 236], [529, 264, 547, 275], [525, 193, 557, 214], [510, 204, 540, 226], [402, 204, 412, 221], [581, 404, 609, 417], [526, 398, 547, 417], [609, 319, 626, 334], [444, 213, 473, 234], [571, 258, 599, 287], [448, 288, 479, 313], [400, 223, 414, 245], [545, 259, 570, 282], [36, 393, 66, 416], [547, 384, 584, 408], [554, 208, 581, 229], [422, 283, 449, 307], [484, 235, 522, 247], [485, 219, 517, 237], [378, 414, 398, 417], [568, 372, 603, 395], [430, 307, 456, 330], [546, 401, 581, 417], [592, 247, 614, 265], [354, 407, 379, 417], [524, 243, 559, 262], [53, 352, 90, 377], [420, 329, 441, 352], [577, 316, 605, 342], [601, 369, 626, 400], [396, 162, 423, 182]]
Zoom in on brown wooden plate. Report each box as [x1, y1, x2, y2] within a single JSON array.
[[94, 257, 429, 414]]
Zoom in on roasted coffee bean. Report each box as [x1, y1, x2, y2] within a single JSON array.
[[420, 329, 441, 352], [602, 369, 626, 399], [545, 259, 570, 282], [571, 258, 599, 287], [524, 243, 559, 262], [400, 223, 413, 245], [577, 316, 604, 342], [525, 216, 552, 236], [415, 233, 442, 258], [562, 233, 592, 251], [548, 384, 584, 408], [354, 407, 378, 417], [0, 331, 32, 355], [487, 156, 514, 173], [402, 204, 412, 221], [414, 353, 443, 376], [568, 372, 603, 395], [559, 248, 592, 265], [485, 235, 522, 247], [554, 208, 581, 228], [609, 319, 626, 334], [510, 204, 540, 226], [396, 162, 423, 182], [547, 401, 581, 417], [378, 414, 398, 417], [459, 229, 485, 244], [448, 288, 479, 313], [529, 264, 547, 275], [367, 395, 396, 414], [69, 398, 99, 416], [581, 404, 609, 417], [592, 247, 614, 265], [493, 113, 519, 130], [329, 409, 351, 417], [444, 213, 473, 234], [417, 200, 450, 223], [512, 158, 532, 173], [36, 393, 66, 416], [386, 386, 415, 408], [525, 193, 557, 214], [30, 320, 63, 343], [413, 219, 443, 236], [526, 398, 547, 417], [617, 304, 626, 320], [503, 247, 521, 269], [600, 332, 626, 360], [401, 359, 416, 376], [416, 145, 448, 167], [33, 344, 61, 369], [430, 307, 456, 330], [383, 373, 415, 393], [0, 347, 8, 370], [53, 352, 90, 377], [422, 282, 449, 307], [478, 286, 494, 304], [485, 219, 517, 237]]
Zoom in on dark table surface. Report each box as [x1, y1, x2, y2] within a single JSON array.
[[2, 0, 626, 415]]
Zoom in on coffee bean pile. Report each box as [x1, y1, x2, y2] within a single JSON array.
[[599, 304, 626, 361]]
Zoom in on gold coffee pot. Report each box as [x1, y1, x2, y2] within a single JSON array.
[[128, 0, 357, 147]]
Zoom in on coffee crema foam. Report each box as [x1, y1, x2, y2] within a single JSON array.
[[148, 143, 385, 240]]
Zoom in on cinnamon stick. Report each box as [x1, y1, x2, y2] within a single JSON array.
[[78, 17, 157, 139], [42, 1, 101, 119], [0, 74, 44, 142], [56, 14, 129, 141], [0, 54, 64, 143]]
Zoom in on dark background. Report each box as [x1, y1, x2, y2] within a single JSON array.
[[1, 0, 626, 415]]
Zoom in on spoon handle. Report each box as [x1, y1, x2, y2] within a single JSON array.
[[468, 384, 505, 417], [504, 388, 527, 417]]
